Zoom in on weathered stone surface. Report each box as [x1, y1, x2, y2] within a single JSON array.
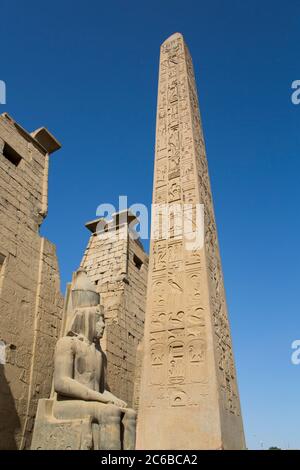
[[31, 269, 137, 450], [0, 113, 64, 449], [136, 33, 245, 449], [31, 399, 93, 450]]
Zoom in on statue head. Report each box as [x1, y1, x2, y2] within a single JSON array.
[[66, 268, 105, 343], [67, 306, 105, 343]]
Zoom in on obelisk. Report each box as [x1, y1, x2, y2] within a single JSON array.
[[136, 33, 245, 450]]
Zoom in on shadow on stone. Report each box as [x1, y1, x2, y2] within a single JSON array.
[[0, 364, 20, 450]]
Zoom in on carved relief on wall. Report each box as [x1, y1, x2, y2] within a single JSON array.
[[156, 119, 167, 153], [168, 179, 181, 202], [209, 261, 241, 416], [155, 158, 167, 187], [185, 247, 202, 266], [178, 77, 187, 99], [155, 187, 167, 205], [168, 270, 184, 311], [147, 384, 208, 409], [150, 331, 167, 385], [161, 36, 183, 55], [186, 269, 202, 303], [186, 306, 205, 327], [168, 128, 179, 156], [187, 338, 208, 384], [181, 135, 193, 160], [183, 186, 196, 205], [182, 158, 194, 183], [143, 35, 242, 425], [169, 389, 187, 407], [168, 104, 179, 128], [168, 155, 180, 180], [150, 310, 167, 332], [153, 241, 167, 272], [168, 340, 185, 385], [168, 310, 184, 330], [151, 276, 167, 310], [168, 79, 178, 104], [168, 241, 182, 270], [167, 66, 177, 80], [168, 203, 183, 239]]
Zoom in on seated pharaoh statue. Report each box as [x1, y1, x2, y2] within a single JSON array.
[[31, 269, 137, 450]]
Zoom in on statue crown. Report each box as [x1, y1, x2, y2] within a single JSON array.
[[71, 268, 100, 308]]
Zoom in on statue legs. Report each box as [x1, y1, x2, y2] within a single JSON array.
[[99, 405, 122, 450], [122, 409, 137, 450], [52, 400, 136, 450]]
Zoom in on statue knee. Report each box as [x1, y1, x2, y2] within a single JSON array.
[[124, 408, 137, 421], [100, 404, 121, 423]]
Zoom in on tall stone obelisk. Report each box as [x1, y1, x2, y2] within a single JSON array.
[[136, 33, 245, 450]]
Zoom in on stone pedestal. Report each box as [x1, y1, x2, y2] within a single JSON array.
[[31, 399, 93, 450]]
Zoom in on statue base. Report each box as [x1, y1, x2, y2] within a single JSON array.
[[31, 399, 93, 450]]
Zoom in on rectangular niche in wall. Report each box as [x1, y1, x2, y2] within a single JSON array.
[[3, 142, 22, 167]]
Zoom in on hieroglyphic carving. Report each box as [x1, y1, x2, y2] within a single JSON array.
[[153, 242, 167, 272], [186, 269, 202, 302], [150, 310, 167, 332], [155, 187, 167, 204], [168, 341, 185, 384], [182, 40, 242, 418], [156, 158, 167, 187], [150, 331, 166, 385], [168, 241, 182, 270], [185, 247, 201, 266], [151, 276, 167, 310], [168, 180, 181, 202], [188, 338, 207, 383], [168, 310, 184, 330], [137, 33, 245, 449], [182, 159, 194, 183], [144, 34, 210, 412]]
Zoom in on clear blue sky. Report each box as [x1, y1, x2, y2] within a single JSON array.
[[1, 0, 300, 450]]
